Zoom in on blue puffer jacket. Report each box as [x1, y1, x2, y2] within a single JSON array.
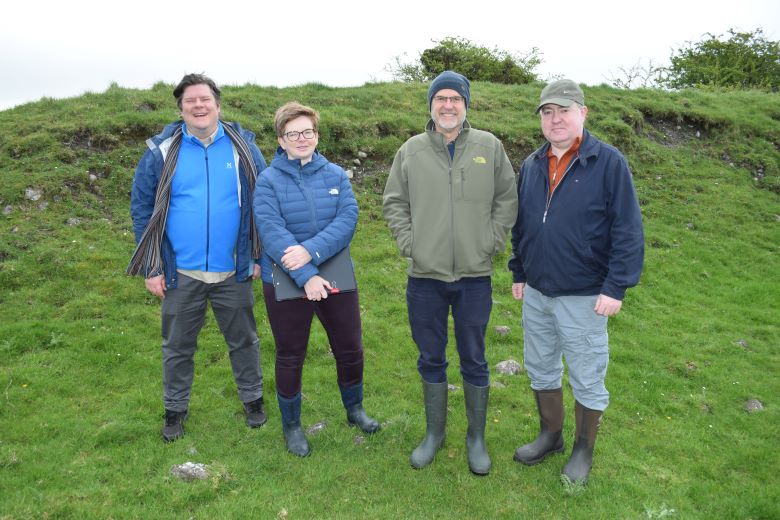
[[253, 148, 358, 287], [130, 120, 267, 288], [508, 129, 644, 300]]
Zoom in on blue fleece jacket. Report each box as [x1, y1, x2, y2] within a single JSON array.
[[130, 120, 267, 288], [166, 122, 240, 271], [508, 129, 644, 300], [253, 148, 358, 288]]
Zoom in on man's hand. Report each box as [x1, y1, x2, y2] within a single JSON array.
[[594, 294, 622, 317], [281, 245, 312, 271], [304, 275, 332, 301], [512, 282, 526, 300], [252, 264, 261, 280], [144, 275, 166, 299]]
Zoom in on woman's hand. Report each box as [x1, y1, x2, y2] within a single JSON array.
[[281, 245, 312, 271], [303, 275, 332, 301]]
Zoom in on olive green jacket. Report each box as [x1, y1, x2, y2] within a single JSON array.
[[383, 120, 517, 282]]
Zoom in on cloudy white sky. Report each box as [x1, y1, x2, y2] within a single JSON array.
[[1, 0, 778, 110]]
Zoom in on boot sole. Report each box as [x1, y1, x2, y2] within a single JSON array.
[[162, 431, 184, 443], [246, 416, 268, 428]]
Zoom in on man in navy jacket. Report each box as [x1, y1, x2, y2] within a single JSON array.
[[508, 79, 644, 485]]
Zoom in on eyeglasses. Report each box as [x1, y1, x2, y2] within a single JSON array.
[[432, 95, 465, 105], [283, 129, 317, 141]]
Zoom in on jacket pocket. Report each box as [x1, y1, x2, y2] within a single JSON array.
[[461, 163, 494, 202]]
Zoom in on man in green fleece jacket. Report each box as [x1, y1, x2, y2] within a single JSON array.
[[383, 71, 517, 475]]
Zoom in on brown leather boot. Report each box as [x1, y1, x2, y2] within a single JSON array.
[[561, 401, 602, 485], [513, 388, 564, 465]]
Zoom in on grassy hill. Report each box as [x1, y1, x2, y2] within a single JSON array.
[[0, 81, 778, 519]]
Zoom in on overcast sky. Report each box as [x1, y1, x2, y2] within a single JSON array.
[[2, 0, 778, 110]]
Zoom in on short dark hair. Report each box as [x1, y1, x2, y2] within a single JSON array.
[[173, 73, 221, 109]]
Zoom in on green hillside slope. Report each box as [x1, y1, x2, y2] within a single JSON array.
[[0, 82, 778, 519]]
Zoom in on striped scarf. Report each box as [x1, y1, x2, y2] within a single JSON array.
[[126, 122, 261, 279]]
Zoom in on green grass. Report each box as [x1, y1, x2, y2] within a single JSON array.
[[0, 81, 778, 519]]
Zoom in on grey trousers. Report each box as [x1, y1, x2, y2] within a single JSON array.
[[522, 284, 610, 411], [161, 274, 263, 411]]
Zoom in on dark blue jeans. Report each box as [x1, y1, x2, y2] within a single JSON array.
[[406, 276, 492, 386]]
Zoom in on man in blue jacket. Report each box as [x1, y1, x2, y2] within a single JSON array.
[[128, 74, 268, 442], [508, 79, 644, 485]]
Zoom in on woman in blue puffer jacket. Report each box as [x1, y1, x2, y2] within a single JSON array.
[[253, 102, 380, 457]]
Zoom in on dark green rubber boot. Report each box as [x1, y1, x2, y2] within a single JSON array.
[[410, 381, 448, 469], [463, 381, 491, 475]]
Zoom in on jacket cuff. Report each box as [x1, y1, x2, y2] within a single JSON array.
[[600, 281, 626, 300], [299, 240, 323, 265], [512, 273, 526, 284], [292, 263, 318, 288]]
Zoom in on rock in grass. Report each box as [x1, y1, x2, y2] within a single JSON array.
[[494, 325, 511, 336], [495, 359, 523, 375], [447, 384, 459, 392], [170, 462, 209, 481], [306, 421, 327, 435], [25, 188, 42, 201], [744, 399, 763, 412]]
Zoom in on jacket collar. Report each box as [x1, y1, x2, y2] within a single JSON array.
[[181, 120, 224, 146], [425, 118, 471, 146], [533, 128, 600, 167]]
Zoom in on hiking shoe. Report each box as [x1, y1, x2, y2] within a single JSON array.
[[162, 409, 188, 443], [244, 397, 267, 428]]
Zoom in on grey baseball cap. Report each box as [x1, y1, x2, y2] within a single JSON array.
[[536, 79, 585, 112]]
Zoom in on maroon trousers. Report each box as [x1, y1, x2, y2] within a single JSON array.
[[262, 283, 364, 398]]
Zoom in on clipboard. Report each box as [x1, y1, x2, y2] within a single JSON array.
[[271, 247, 357, 301]]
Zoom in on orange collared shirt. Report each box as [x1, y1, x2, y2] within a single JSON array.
[[546, 137, 581, 193]]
